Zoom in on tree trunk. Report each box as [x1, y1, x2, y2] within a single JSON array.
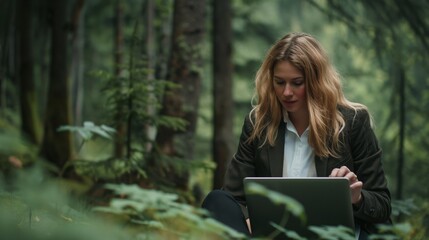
[[70, 0, 85, 127], [143, 0, 156, 152], [1, 0, 17, 115], [113, 0, 126, 159], [155, 0, 206, 190], [17, 0, 42, 145], [396, 64, 405, 200], [212, 0, 233, 189], [40, 0, 73, 170], [154, 0, 173, 83]]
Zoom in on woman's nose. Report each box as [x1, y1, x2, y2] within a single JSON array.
[[283, 84, 293, 96]]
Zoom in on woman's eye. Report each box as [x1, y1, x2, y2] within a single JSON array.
[[274, 79, 285, 85], [293, 80, 304, 86]]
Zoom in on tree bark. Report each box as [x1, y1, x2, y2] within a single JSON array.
[[155, 0, 206, 190], [40, 0, 74, 170], [143, 0, 156, 152], [113, 0, 126, 159], [70, 0, 85, 127], [17, 0, 42, 145], [212, 0, 233, 189], [396, 63, 405, 200], [1, 0, 18, 116]]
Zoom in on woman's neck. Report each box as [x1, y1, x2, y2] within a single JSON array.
[[289, 111, 309, 136]]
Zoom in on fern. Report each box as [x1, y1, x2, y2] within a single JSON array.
[[94, 183, 247, 239]]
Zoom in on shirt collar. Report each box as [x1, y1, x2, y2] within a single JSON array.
[[282, 109, 289, 123], [282, 109, 310, 136]]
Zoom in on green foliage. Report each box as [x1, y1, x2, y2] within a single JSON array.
[[0, 120, 55, 173], [66, 26, 188, 185], [0, 122, 36, 159], [89, 64, 189, 181], [0, 165, 134, 240], [360, 198, 429, 240], [156, 115, 187, 131], [388, 198, 429, 239], [94, 183, 246, 239], [98, 55, 187, 137], [1, 126, 427, 239], [308, 225, 355, 240], [70, 155, 145, 181], [270, 222, 307, 240], [58, 121, 116, 156], [56, 121, 130, 180], [391, 198, 418, 217], [155, 153, 216, 176], [246, 182, 305, 223], [246, 182, 306, 239], [369, 223, 413, 240], [58, 121, 116, 142], [0, 163, 245, 240]]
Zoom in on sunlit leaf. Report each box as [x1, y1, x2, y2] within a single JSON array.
[[309, 225, 355, 240], [271, 222, 306, 240], [245, 182, 306, 222], [57, 122, 116, 141]]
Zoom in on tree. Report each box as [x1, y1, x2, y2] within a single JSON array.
[[70, 0, 85, 127], [0, 0, 17, 115], [154, 0, 206, 190], [212, 0, 234, 189], [40, 0, 74, 170], [142, 0, 156, 152], [113, 0, 126, 159], [16, 0, 42, 145]]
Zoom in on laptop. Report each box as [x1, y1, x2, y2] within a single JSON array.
[[243, 177, 355, 239]]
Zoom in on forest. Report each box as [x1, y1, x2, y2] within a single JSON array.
[[0, 0, 428, 239]]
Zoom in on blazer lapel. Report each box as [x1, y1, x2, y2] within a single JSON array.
[[269, 122, 286, 177], [267, 122, 331, 177], [315, 156, 329, 177]]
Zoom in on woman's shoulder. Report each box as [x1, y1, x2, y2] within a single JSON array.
[[338, 105, 371, 128], [338, 104, 369, 118], [243, 108, 257, 124]]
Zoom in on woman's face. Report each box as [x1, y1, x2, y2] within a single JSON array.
[[273, 61, 307, 117]]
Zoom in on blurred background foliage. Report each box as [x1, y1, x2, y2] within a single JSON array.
[[1, 0, 428, 239]]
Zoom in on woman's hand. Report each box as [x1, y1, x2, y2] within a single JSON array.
[[329, 166, 363, 205]]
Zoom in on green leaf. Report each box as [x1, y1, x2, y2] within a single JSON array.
[[77, 128, 93, 140], [57, 122, 116, 141], [245, 182, 306, 223], [83, 121, 95, 128], [308, 225, 355, 240], [270, 222, 306, 240], [130, 219, 164, 229]]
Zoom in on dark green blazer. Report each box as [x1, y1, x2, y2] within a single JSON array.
[[223, 107, 391, 233]]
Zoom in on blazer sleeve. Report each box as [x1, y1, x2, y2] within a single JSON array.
[[222, 115, 256, 218], [348, 109, 392, 224]]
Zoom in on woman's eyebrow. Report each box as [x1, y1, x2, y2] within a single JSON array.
[[273, 76, 303, 80]]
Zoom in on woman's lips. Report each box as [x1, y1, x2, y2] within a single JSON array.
[[283, 100, 296, 107]]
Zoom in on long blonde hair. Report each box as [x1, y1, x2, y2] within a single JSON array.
[[249, 32, 366, 158]]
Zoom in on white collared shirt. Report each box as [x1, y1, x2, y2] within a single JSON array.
[[280, 112, 360, 239], [281, 114, 317, 177]]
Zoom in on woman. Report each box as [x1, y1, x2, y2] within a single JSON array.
[[202, 32, 391, 239]]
